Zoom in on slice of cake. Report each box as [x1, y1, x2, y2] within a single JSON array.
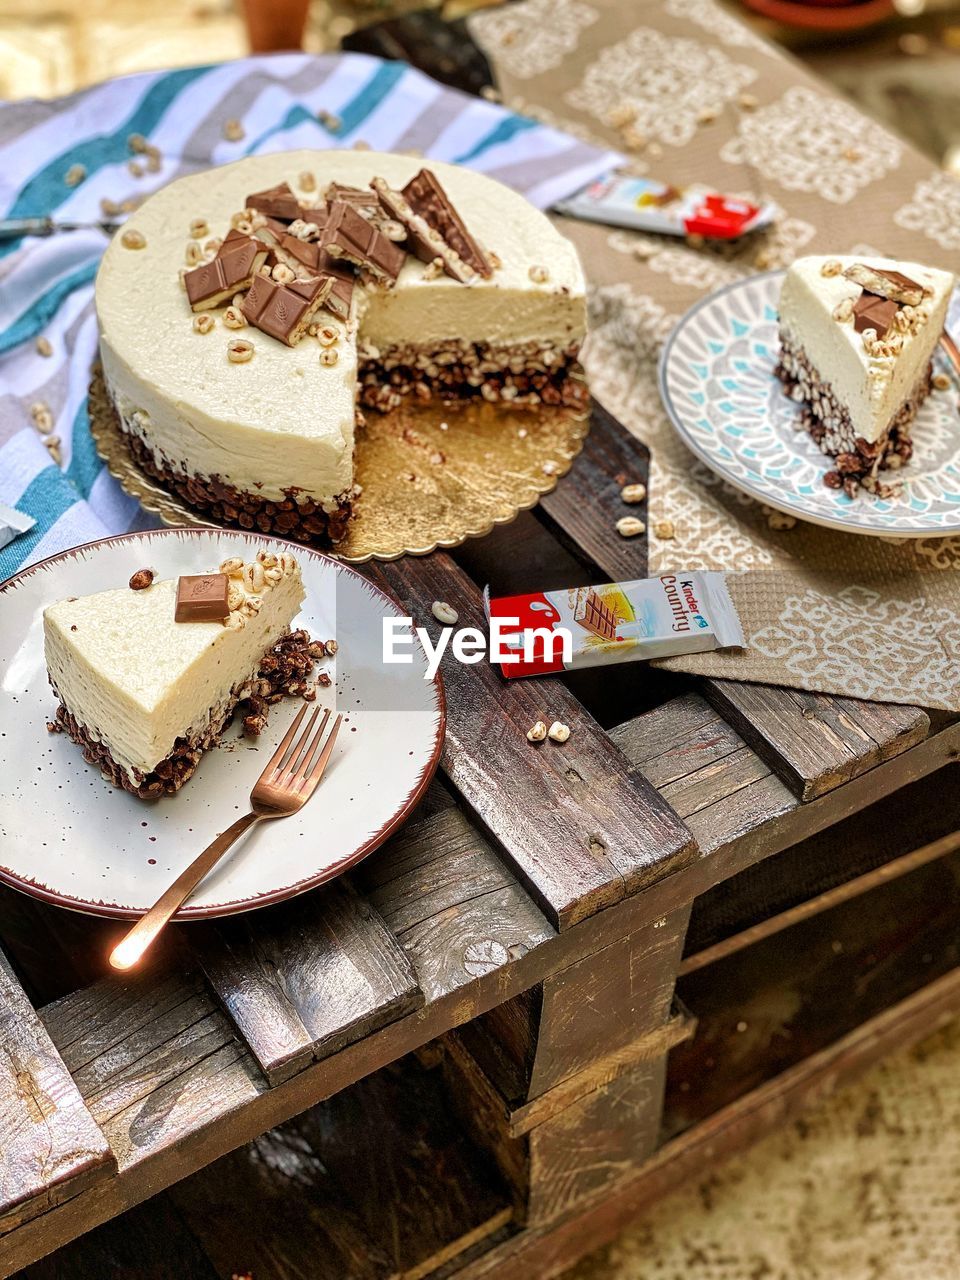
[[44, 551, 305, 799], [95, 150, 587, 547], [777, 255, 955, 496]]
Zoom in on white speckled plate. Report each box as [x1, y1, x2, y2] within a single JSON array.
[[659, 271, 960, 537], [0, 529, 444, 920]]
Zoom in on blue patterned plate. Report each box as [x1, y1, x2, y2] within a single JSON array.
[[658, 271, 960, 538]]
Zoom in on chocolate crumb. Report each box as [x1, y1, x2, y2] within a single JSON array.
[[129, 568, 155, 590]]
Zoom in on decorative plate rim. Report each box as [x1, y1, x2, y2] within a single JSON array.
[[0, 527, 447, 921], [657, 269, 960, 540]]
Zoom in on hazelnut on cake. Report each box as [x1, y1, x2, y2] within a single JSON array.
[[44, 552, 308, 799], [95, 151, 587, 547], [776, 255, 955, 496]]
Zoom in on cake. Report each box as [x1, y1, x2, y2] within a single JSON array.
[[95, 151, 588, 546], [776, 255, 955, 496], [44, 551, 312, 799]]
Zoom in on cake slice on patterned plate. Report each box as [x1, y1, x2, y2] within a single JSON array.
[[776, 255, 955, 496]]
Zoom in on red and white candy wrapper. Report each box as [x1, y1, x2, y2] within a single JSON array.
[[486, 572, 744, 679], [554, 171, 774, 239]]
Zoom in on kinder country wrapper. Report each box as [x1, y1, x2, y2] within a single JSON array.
[[487, 572, 744, 678], [554, 172, 774, 239]]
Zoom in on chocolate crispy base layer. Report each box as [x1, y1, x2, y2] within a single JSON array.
[[775, 330, 931, 497], [116, 414, 356, 547], [49, 629, 325, 800], [357, 340, 588, 413]]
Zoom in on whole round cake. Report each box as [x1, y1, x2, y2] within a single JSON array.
[[96, 150, 588, 546]]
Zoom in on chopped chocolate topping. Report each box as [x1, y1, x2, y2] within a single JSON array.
[[320, 261, 356, 321], [322, 201, 406, 285], [175, 573, 229, 622], [324, 182, 379, 209], [184, 230, 267, 310], [246, 181, 301, 221], [370, 176, 475, 283], [843, 263, 925, 308], [279, 233, 322, 272], [401, 169, 492, 279], [852, 293, 899, 338], [241, 272, 332, 345]]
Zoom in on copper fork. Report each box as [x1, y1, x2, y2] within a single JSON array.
[[110, 704, 343, 970]]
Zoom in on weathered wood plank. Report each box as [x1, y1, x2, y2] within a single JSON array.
[[702, 680, 930, 801], [0, 952, 114, 1237], [526, 1057, 666, 1226], [613, 696, 960, 895], [168, 1056, 513, 1280], [359, 807, 555, 1003], [372, 553, 697, 929], [526, 907, 691, 1099], [191, 879, 423, 1086], [537, 398, 649, 582]]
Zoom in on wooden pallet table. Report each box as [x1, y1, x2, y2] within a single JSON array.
[[2, 400, 959, 1280]]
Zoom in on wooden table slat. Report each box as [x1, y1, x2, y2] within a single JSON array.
[[373, 553, 697, 930], [192, 879, 423, 1086], [702, 680, 931, 801], [0, 951, 115, 1237], [538, 398, 649, 582]]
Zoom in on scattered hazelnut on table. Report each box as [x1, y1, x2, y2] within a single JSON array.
[[432, 600, 459, 625], [548, 721, 571, 743], [738, 92, 759, 110], [620, 482, 646, 504], [227, 339, 254, 364], [527, 721, 548, 743], [766, 510, 797, 531], [129, 569, 154, 590], [616, 516, 646, 538], [127, 133, 147, 153], [35, 336, 53, 358], [64, 163, 86, 187], [933, 372, 951, 391], [121, 229, 147, 250], [127, 160, 143, 178], [653, 519, 675, 539], [223, 118, 245, 142]]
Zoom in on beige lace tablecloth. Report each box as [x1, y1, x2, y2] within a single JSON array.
[[469, 0, 960, 578]]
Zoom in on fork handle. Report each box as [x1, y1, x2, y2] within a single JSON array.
[[109, 811, 262, 970]]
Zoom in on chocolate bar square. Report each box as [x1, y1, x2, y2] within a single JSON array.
[[401, 169, 492, 279], [241, 273, 333, 346], [322, 201, 406, 285], [184, 230, 267, 311], [175, 573, 229, 623]]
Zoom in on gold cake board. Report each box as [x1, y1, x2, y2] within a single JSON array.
[[88, 368, 590, 563]]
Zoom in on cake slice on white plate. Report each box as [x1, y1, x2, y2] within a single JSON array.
[[777, 254, 955, 496], [44, 550, 308, 799]]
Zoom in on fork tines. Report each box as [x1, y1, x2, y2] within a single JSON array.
[[265, 703, 343, 790]]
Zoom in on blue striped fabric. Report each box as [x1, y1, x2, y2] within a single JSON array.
[[0, 53, 619, 582]]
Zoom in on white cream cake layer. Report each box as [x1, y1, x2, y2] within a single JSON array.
[[96, 151, 587, 504], [44, 559, 304, 779], [779, 255, 955, 444]]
